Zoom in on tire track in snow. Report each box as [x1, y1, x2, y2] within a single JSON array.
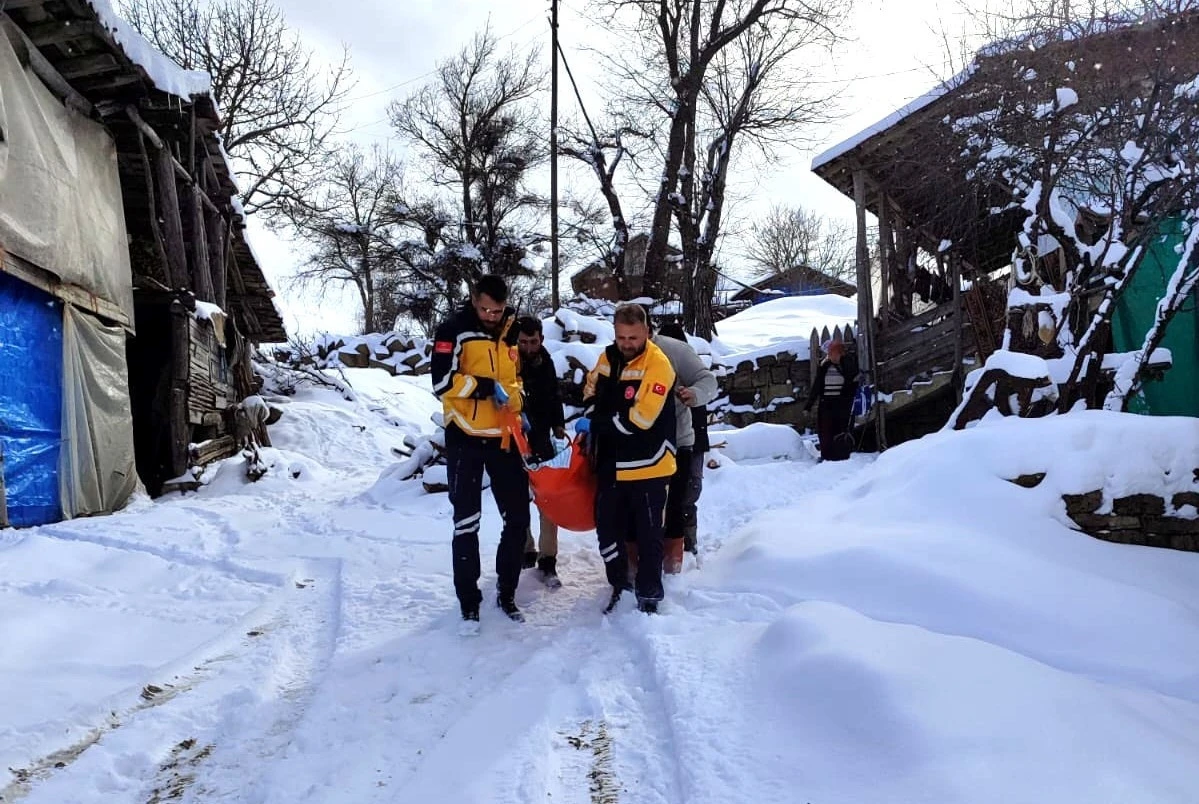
[[4, 559, 338, 804], [143, 557, 343, 804]]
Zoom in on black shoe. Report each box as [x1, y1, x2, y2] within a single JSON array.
[[637, 599, 659, 615], [538, 556, 562, 589], [603, 588, 622, 615], [683, 528, 698, 555], [461, 607, 480, 622], [497, 595, 525, 622], [522, 551, 538, 569]]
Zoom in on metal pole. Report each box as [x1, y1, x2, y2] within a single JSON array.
[[550, 0, 560, 310]]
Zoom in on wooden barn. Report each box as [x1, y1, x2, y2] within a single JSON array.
[[0, 0, 285, 525], [811, 12, 1199, 446]]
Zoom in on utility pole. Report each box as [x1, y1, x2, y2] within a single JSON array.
[[550, 0, 560, 310]]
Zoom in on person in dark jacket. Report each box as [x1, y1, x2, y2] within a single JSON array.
[[431, 275, 530, 627], [804, 339, 859, 462], [658, 322, 708, 556], [515, 316, 567, 586]]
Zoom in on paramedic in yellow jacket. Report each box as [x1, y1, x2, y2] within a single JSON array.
[[431, 275, 530, 627], [578, 303, 677, 615]]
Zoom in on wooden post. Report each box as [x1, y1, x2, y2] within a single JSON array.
[[207, 210, 227, 309], [951, 251, 964, 401], [155, 148, 190, 290], [189, 185, 215, 302], [810, 327, 821, 387], [852, 169, 874, 377], [169, 301, 192, 479], [877, 195, 891, 333], [133, 128, 171, 285]]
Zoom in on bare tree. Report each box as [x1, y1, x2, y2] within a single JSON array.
[[389, 26, 546, 259], [746, 204, 855, 283], [594, 0, 846, 303], [121, 0, 353, 217], [282, 145, 405, 334], [560, 125, 653, 299]]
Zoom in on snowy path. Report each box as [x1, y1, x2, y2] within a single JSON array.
[[6, 378, 1199, 803], [1, 407, 859, 804]]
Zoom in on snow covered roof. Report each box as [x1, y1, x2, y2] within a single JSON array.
[[811, 66, 976, 171], [3, 0, 286, 342], [86, 0, 212, 99]]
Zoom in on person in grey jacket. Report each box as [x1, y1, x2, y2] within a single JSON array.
[[650, 322, 718, 574]]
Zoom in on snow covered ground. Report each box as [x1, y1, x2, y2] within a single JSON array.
[[3, 367, 1198, 803]]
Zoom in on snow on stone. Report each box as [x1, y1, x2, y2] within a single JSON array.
[[709, 422, 811, 463], [981, 348, 1053, 381], [87, 0, 212, 99]]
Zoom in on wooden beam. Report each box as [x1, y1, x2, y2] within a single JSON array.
[[0, 0, 47, 9], [126, 104, 165, 149], [57, 52, 118, 80], [155, 147, 190, 290], [1, 249, 131, 328], [73, 72, 141, 93], [0, 14, 93, 116], [24, 19, 99, 46]]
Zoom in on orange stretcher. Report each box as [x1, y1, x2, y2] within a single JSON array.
[[505, 411, 597, 532]]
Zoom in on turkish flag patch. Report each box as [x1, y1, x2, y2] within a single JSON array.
[[624, 386, 636, 400], [652, 383, 667, 396], [434, 341, 454, 354]]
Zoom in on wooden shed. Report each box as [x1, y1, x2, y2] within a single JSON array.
[[1, 0, 286, 504]]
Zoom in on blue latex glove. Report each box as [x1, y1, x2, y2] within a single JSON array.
[[494, 383, 510, 406], [574, 417, 591, 435], [521, 413, 531, 432]]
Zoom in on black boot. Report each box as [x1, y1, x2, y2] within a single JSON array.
[[637, 598, 659, 615], [537, 556, 562, 589], [522, 550, 538, 569], [603, 587, 623, 615], [682, 525, 698, 555], [497, 594, 525, 622]]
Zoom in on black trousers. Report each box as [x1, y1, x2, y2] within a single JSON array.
[[662, 447, 694, 540], [817, 396, 855, 462], [445, 426, 530, 609], [595, 477, 669, 603]]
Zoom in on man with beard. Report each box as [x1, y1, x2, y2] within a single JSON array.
[[431, 275, 530, 629], [577, 303, 677, 614], [514, 315, 567, 588]]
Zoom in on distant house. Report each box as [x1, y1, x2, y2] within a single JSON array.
[[730, 266, 856, 306], [571, 233, 687, 301], [0, 2, 286, 526]]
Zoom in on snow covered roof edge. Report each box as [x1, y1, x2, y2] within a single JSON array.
[[810, 65, 976, 171], [86, 0, 213, 100]]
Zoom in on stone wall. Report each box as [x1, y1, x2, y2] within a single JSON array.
[[712, 349, 814, 430], [1063, 489, 1199, 552]]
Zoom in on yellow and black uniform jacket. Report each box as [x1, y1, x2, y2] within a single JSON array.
[[431, 305, 523, 439], [583, 341, 677, 482]]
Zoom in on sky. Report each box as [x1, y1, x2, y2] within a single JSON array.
[[243, 0, 971, 336]]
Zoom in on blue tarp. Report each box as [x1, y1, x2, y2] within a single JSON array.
[[0, 272, 63, 526]]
